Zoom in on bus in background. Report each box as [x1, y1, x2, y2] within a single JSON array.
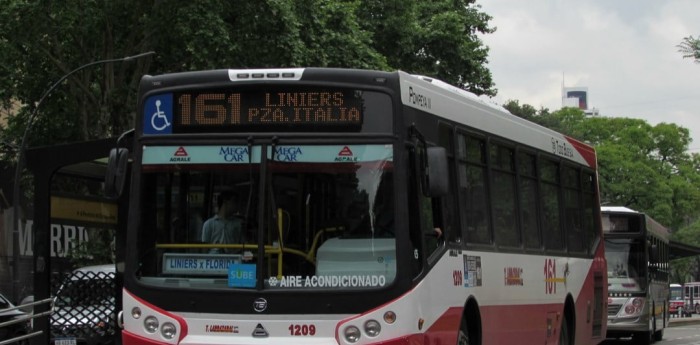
[[106, 68, 607, 345], [669, 283, 689, 317], [682, 281, 700, 314], [602, 206, 670, 344]]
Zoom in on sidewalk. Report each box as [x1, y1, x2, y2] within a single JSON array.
[[669, 314, 700, 327]]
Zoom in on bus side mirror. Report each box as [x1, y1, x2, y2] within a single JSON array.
[[105, 148, 129, 199], [426, 147, 449, 197]]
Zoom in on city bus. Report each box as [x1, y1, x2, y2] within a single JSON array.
[[602, 206, 670, 344], [106, 68, 607, 345], [669, 283, 690, 317], [681, 281, 700, 314]]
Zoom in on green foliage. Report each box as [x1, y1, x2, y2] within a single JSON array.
[[502, 99, 542, 122], [358, 0, 496, 95], [591, 122, 698, 230], [0, 0, 495, 151], [672, 221, 700, 281], [678, 35, 700, 64], [550, 107, 587, 136], [507, 102, 700, 231], [0, 0, 155, 146], [66, 228, 115, 269], [509, 101, 700, 281], [295, 0, 389, 69]]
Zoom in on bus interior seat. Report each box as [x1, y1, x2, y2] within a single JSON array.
[[316, 237, 396, 283]]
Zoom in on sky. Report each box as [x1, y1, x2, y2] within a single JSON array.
[[477, 0, 700, 150]]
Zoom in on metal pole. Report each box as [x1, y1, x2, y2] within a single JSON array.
[[11, 51, 155, 303]]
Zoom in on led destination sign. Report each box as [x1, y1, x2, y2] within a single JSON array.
[[173, 88, 364, 131]]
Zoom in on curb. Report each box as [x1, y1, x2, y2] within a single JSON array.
[[668, 316, 700, 327]]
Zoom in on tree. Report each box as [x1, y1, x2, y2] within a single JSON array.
[[507, 102, 700, 229], [596, 143, 674, 225], [0, 0, 496, 154], [671, 221, 700, 282], [502, 100, 539, 122], [678, 35, 700, 64], [579, 119, 698, 228], [506, 101, 700, 280], [357, 0, 496, 95], [0, 0, 155, 152]]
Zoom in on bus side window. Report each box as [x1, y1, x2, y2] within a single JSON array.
[[563, 165, 585, 254], [458, 133, 491, 245], [518, 151, 540, 249], [490, 143, 518, 248], [540, 158, 563, 250]]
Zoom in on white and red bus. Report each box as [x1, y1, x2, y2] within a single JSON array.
[[681, 281, 700, 314], [602, 207, 670, 343], [669, 283, 689, 317], [106, 68, 607, 345]]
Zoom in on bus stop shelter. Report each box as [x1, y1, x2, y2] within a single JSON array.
[[24, 138, 127, 345], [670, 240, 700, 261]]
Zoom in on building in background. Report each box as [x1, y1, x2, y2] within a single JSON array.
[[562, 86, 599, 116]]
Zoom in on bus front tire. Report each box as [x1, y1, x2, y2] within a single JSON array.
[[560, 297, 576, 345], [559, 313, 571, 345], [457, 326, 469, 345], [653, 329, 664, 342], [632, 331, 652, 345], [458, 300, 481, 345]]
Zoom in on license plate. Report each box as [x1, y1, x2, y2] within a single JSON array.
[[55, 338, 77, 345]]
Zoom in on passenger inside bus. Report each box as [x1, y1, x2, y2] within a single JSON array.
[[201, 191, 244, 253]]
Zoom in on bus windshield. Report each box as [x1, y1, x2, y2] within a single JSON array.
[[136, 144, 396, 291], [670, 284, 682, 301], [605, 238, 646, 292]]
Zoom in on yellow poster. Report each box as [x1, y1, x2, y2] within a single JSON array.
[[50, 196, 117, 225]]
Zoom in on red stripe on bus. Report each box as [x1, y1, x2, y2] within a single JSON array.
[[125, 289, 189, 342], [566, 136, 597, 169], [122, 330, 165, 345], [394, 304, 569, 344], [423, 306, 463, 344]]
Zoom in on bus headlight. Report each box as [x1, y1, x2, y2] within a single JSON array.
[[383, 311, 396, 324], [364, 319, 381, 337], [632, 298, 643, 308], [131, 307, 142, 319], [344, 325, 361, 343], [623, 298, 645, 316], [144, 316, 159, 333], [161, 322, 177, 339]]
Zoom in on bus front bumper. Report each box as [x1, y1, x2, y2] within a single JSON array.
[[606, 316, 649, 338]]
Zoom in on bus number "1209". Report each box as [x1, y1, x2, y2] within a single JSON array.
[[288, 324, 316, 336]]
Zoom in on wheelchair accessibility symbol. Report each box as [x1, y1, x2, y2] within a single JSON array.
[[151, 100, 171, 131], [143, 94, 173, 134]]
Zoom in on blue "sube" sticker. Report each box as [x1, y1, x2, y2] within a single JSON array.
[[228, 264, 256, 288]]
